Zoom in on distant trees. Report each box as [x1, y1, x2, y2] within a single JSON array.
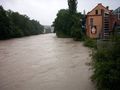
[[53, 0, 84, 40], [0, 6, 44, 40]]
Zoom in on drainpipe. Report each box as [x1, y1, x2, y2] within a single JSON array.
[[101, 9, 104, 39], [118, 8, 119, 20]]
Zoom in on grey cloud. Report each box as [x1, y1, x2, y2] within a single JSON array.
[[0, 0, 120, 25]]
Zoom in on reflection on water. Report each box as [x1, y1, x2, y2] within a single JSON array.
[[0, 34, 94, 90]]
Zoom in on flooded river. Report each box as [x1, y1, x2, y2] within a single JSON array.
[[0, 34, 95, 90]]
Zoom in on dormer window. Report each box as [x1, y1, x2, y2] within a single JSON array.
[[95, 10, 98, 15]]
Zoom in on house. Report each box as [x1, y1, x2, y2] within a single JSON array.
[[113, 7, 120, 22], [86, 3, 117, 39], [113, 7, 120, 26], [43, 25, 54, 33], [113, 7, 120, 33]]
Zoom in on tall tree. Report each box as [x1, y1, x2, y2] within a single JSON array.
[[53, 9, 73, 37], [53, 0, 84, 40], [68, 0, 78, 13], [0, 6, 12, 39]]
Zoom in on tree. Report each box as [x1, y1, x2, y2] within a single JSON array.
[[53, 0, 84, 40], [70, 13, 84, 40], [0, 6, 12, 39], [53, 9, 73, 37], [68, 0, 78, 13], [7, 9, 44, 36], [0, 6, 44, 40]]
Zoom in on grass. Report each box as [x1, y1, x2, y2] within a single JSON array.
[[84, 37, 97, 49]]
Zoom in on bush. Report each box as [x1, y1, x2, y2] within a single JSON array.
[[56, 31, 71, 38], [71, 27, 84, 41], [91, 35, 120, 90], [84, 38, 97, 48]]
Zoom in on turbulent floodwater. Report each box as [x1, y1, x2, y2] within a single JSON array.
[[0, 34, 95, 90]]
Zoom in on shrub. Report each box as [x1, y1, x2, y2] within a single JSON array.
[[91, 35, 120, 90], [84, 38, 97, 48]]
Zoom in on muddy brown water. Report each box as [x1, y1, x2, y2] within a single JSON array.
[[0, 34, 95, 90]]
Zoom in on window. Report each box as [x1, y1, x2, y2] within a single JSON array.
[[101, 9, 104, 15], [95, 10, 98, 15], [90, 18, 93, 26], [101, 9, 102, 14], [119, 9, 120, 13]]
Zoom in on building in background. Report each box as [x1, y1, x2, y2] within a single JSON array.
[[86, 3, 118, 39], [113, 7, 120, 35], [43, 25, 54, 34], [114, 7, 120, 21], [113, 7, 120, 26]]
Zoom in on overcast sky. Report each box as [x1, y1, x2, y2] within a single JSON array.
[[0, 0, 120, 25]]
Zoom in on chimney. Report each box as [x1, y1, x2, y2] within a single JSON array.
[[83, 10, 86, 15], [98, 3, 102, 5], [106, 6, 109, 10]]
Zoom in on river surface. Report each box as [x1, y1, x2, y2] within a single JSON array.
[[0, 34, 95, 90]]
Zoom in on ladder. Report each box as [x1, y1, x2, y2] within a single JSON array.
[[103, 13, 110, 40]]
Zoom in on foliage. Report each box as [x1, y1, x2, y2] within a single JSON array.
[[0, 6, 44, 40], [0, 6, 12, 39], [70, 13, 84, 41], [53, 9, 73, 38], [68, 0, 77, 13], [91, 33, 120, 90], [53, 0, 84, 40], [84, 38, 97, 48]]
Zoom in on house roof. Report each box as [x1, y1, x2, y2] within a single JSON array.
[[113, 7, 120, 13], [87, 3, 110, 15]]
